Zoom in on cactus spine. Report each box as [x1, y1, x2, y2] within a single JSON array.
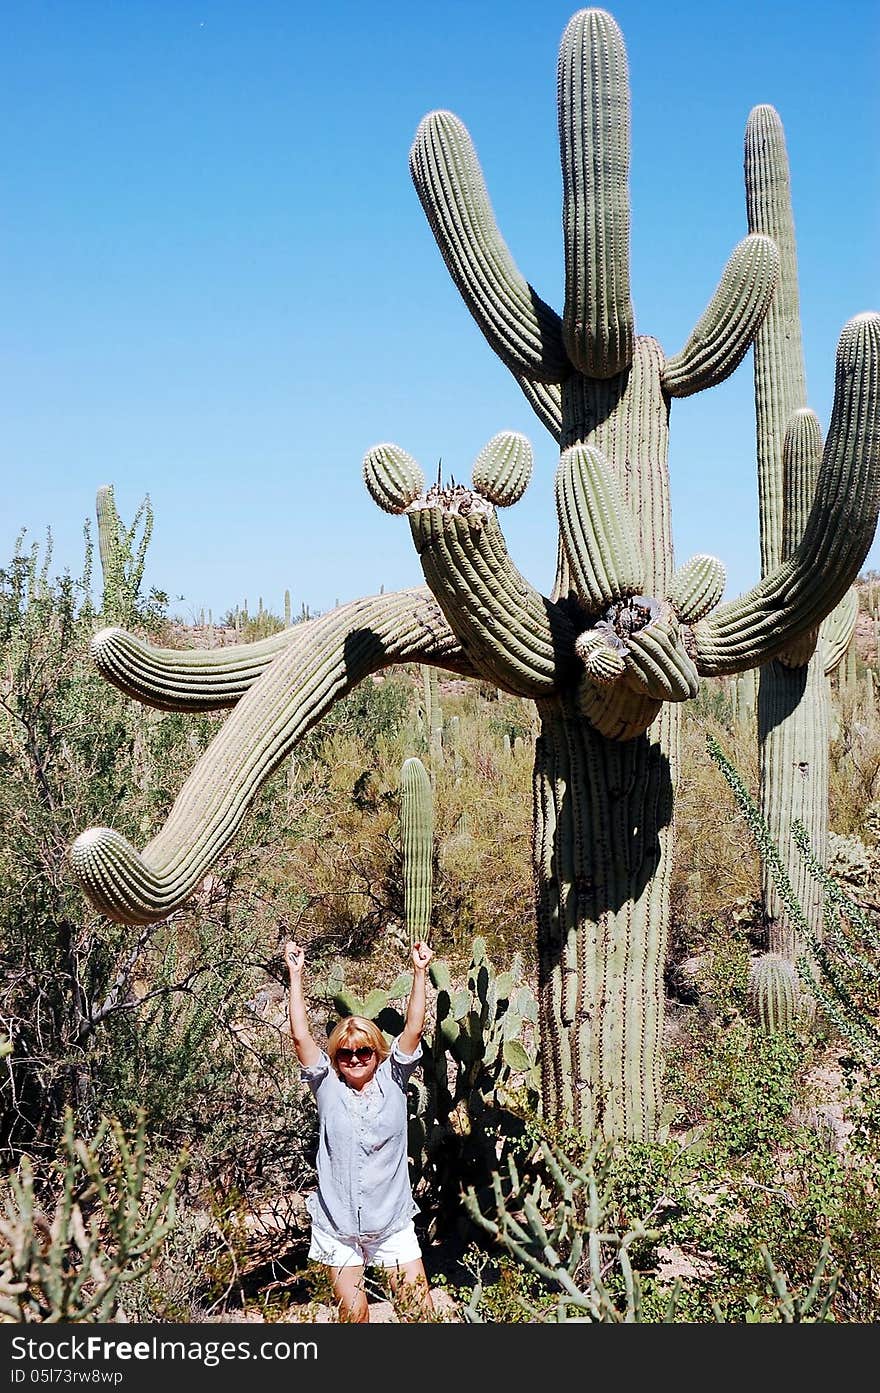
[[70, 10, 880, 1144], [400, 756, 434, 947]]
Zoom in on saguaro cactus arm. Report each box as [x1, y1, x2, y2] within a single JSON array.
[[95, 483, 153, 621], [410, 111, 569, 384], [409, 502, 576, 696], [87, 589, 474, 713], [70, 589, 476, 923], [777, 409, 824, 667], [515, 375, 563, 442], [365, 438, 577, 696], [691, 314, 880, 675], [746, 103, 808, 575], [89, 623, 303, 711], [660, 235, 779, 398], [555, 443, 644, 609], [820, 589, 859, 675], [558, 8, 634, 379], [96, 484, 123, 579]]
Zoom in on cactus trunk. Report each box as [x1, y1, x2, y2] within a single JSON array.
[[534, 698, 674, 1140], [533, 337, 675, 1140], [758, 657, 829, 957]]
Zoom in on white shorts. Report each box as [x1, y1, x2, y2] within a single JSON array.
[[308, 1219, 422, 1269]]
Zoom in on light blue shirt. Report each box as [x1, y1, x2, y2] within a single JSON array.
[[300, 1036, 423, 1243]]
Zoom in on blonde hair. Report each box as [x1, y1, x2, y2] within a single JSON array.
[[326, 1016, 389, 1072]]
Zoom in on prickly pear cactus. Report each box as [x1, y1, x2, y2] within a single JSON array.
[[68, 9, 880, 1145]]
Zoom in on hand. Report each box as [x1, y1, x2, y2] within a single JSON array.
[[284, 941, 305, 977], [411, 940, 434, 972]]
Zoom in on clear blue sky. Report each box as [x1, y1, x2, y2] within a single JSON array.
[[2, 0, 878, 622]]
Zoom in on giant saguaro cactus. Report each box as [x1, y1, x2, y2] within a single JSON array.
[[745, 106, 859, 959], [69, 9, 880, 1143]]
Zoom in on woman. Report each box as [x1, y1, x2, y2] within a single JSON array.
[[284, 938, 435, 1323]]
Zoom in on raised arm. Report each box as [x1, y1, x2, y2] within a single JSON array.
[[399, 940, 434, 1055], [284, 942, 321, 1068]]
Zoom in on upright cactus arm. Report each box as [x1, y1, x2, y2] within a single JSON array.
[[746, 103, 808, 575], [555, 443, 644, 611], [410, 111, 569, 384], [558, 9, 634, 379], [660, 235, 779, 398], [70, 590, 475, 924], [777, 409, 824, 667], [691, 314, 880, 676], [365, 439, 577, 697], [87, 589, 474, 712], [781, 409, 824, 562]]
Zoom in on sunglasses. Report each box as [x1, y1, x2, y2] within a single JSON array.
[[336, 1046, 375, 1065]]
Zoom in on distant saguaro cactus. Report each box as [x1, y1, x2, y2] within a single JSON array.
[[95, 484, 153, 626], [400, 756, 434, 947], [70, 9, 880, 1143]]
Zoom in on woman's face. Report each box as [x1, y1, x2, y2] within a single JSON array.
[[334, 1042, 379, 1090]]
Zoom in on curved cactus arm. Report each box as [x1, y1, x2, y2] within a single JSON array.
[[691, 314, 880, 676], [558, 8, 634, 379], [70, 590, 475, 924], [87, 589, 474, 712], [408, 499, 576, 697], [89, 624, 304, 711], [555, 444, 644, 612], [622, 610, 699, 702], [364, 438, 575, 696], [660, 235, 779, 398], [820, 588, 859, 676], [410, 111, 569, 384], [514, 374, 563, 443]]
